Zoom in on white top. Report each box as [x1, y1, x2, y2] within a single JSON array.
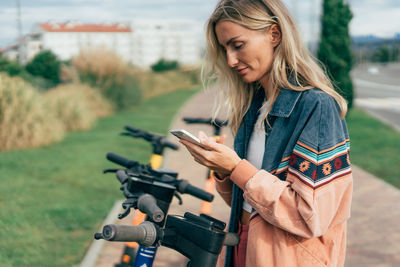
[[243, 101, 268, 213]]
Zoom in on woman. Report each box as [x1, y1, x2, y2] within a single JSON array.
[[180, 0, 353, 266]]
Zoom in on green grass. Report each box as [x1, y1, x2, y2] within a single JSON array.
[[0, 88, 198, 266], [346, 108, 400, 188]]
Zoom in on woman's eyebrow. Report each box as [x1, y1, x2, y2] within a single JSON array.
[[226, 35, 242, 46]]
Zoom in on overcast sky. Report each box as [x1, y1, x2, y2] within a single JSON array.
[[0, 0, 399, 48]]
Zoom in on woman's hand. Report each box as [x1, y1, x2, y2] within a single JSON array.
[[179, 131, 241, 177]]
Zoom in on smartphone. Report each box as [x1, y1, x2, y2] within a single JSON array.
[[170, 129, 208, 149]]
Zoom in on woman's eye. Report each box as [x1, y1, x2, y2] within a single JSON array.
[[234, 43, 243, 50]]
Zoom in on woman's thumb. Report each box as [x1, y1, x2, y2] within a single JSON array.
[[199, 131, 218, 150]]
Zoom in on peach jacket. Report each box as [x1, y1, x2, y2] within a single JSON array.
[[215, 88, 353, 267]]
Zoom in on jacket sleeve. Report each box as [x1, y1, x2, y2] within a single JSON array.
[[213, 172, 234, 207], [232, 94, 353, 238]]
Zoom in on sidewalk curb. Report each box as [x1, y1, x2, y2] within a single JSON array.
[[356, 105, 400, 132], [352, 165, 400, 194], [80, 200, 123, 267]]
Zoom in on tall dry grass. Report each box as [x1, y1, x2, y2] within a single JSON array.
[[71, 47, 128, 87], [71, 47, 142, 110], [43, 83, 113, 131], [0, 74, 64, 151], [134, 68, 201, 100]]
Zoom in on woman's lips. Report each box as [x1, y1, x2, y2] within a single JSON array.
[[237, 67, 248, 75]]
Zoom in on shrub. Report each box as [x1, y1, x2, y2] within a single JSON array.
[[372, 45, 399, 63], [0, 55, 9, 70], [43, 83, 113, 131], [4, 61, 24, 76], [25, 50, 61, 84], [104, 74, 142, 109], [0, 55, 55, 89], [76, 84, 114, 119], [135, 68, 200, 100], [59, 63, 80, 84], [18, 71, 56, 90], [0, 56, 24, 77], [151, 59, 179, 72], [71, 48, 142, 110], [0, 74, 64, 151]]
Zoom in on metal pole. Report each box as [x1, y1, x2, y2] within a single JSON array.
[[16, 0, 22, 40], [16, 0, 23, 63]]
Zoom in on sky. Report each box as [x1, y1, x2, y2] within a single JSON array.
[[0, 0, 399, 48]]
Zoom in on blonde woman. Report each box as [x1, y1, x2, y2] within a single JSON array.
[[180, 0, 353, 266]]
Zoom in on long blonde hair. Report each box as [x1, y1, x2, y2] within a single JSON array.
[[203, 0, 347, 134]]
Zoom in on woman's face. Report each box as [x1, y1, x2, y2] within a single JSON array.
[[215, 20, 281, 85]]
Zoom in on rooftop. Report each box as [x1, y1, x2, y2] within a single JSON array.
[[39, 22, 131, 33]]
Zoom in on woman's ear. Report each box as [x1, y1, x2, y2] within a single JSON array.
[[270, 24, 281, 47]]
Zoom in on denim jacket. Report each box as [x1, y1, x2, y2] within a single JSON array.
[[216, 87, 353, 267]]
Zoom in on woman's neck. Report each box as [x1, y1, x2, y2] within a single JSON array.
[[259, 75, 272, 99]]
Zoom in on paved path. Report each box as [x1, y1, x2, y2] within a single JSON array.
[[89, 88, 400, 267]]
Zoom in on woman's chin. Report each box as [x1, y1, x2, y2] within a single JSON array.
[[241, 74, 256, 84]]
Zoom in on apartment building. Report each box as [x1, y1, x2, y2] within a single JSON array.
[[17, 21, 132, 64], [10, 19, 202, 68], [131, 19, 202, 67]]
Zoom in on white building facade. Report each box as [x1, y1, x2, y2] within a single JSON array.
[[22, 21, 132, 64], [130, 19, 202, 67], [13, 20, 202, 68]]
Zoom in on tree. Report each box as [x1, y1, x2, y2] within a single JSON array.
[[0, 55, 23, 76], [151, 59, 179, 72], [318, 0, 354, 109], [26, 50, 61, 84], [372, 44, 399, 63]]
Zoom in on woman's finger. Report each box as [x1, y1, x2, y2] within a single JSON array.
[[180, 140, 211, 164], [216, 134, 227, 144], [180, 139, 210, 155]]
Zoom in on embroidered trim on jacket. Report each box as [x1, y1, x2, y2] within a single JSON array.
[[287, 140, 351, 189]]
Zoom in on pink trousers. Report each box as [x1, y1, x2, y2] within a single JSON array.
[[233, 221, 249, 267]]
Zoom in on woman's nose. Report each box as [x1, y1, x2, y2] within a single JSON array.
[[226, 51, 239, 68]]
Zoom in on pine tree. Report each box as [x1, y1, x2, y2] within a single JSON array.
[[318, 0, 354, 109]]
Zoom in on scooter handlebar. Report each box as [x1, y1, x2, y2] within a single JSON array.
[[95, 222, 157, 246], [116, 169, 129, 184], [177, 180, 214, 202], [106, 152, 138, 169], [137, 194, 164, 223]]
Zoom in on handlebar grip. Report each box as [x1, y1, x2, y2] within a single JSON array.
[[124, 125, 140, 134], [183, 117, 210, 124], [223, 233, 240, 246], [178, 180, 214, 202], [137, 194, 164, 223], [100, 222, 157, 246], [163, 140, 179, 151], [106, 152, 138, 169], [116, 170, 129, 184], [183, 117, 228, 127]]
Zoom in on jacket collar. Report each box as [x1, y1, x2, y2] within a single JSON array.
[[269, 88, 302, 118]]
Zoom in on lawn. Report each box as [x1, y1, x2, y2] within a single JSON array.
[[0, 88, 198, 266], [346, 108, 400, 188]]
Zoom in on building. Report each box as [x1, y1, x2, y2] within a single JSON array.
[[8, 19, 202, 68], [18, 21, 132, 64], [130, 19, 202, 67], [2, 43, 19, 61], [18, 34, 43, 64]]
